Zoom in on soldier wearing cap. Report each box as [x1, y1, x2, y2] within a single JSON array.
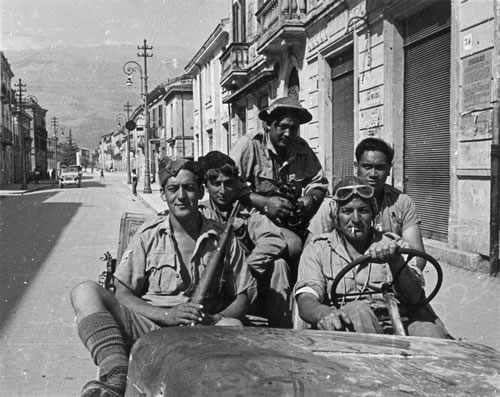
[[231, 96, 328, 270], [198, 150, 293, 328], [70, 157, 254, 397], [307, 136, 426, 270], [295, 176, 449, 338]]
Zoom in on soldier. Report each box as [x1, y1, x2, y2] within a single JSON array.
[[70, 157, 254, 397], [198, 151, 293, 328], [231, 96, 329, 270], [307, 137, 426, 270], [296, 176, 449, 338]]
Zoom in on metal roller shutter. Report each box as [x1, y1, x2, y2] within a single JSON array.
[[403, 3, 451, 241], [331, 49, 354, 185]]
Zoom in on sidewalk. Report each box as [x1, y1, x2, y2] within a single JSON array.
[[0, 179, 57, 196], [121, 178, 166, 214]]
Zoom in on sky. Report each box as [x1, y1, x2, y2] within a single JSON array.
[[0, 0, 230, 51]]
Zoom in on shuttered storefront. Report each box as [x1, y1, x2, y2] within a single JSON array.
[[403, 2, 451, 241], [331, 49, 354, 185]]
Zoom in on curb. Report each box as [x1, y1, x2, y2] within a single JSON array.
[[0, 183, 57, 196]]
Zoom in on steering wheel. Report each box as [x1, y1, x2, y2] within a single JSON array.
[[331, 248, 443, 309]]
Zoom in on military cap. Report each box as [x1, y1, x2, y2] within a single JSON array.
[[158, 156, 203, 187], [258, 96, 313, 125], [198, 150, 239, 183]]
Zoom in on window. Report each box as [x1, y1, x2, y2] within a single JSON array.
[[232, 1, 246, 42], [158, 104, 163, 126]]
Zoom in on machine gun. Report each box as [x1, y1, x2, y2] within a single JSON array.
[[189, 200, 242, 315]]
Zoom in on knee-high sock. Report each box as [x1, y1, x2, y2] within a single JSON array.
[[77, 311, 128, 387]]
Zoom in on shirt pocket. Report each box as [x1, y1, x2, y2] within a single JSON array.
[[326, 264, 357, 300], [146, 252, 181, 294], [254, 164, 278, 194]]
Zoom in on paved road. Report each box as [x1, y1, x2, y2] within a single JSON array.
[[0, 173, 153, 396], [0, 171, 499, 396]]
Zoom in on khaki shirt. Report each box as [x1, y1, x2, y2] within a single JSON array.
[[295, 230, 422, 309], [114, 213, 254, 308], [199, 200, 286, 276], [231, 132, 328, 199]]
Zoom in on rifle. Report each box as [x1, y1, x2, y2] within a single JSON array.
[[189, 200, 242, 314]]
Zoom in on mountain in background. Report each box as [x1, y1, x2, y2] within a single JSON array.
[[5, 44, 196, 149]]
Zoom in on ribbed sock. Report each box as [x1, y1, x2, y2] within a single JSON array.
[[78, 311, 128, 391]]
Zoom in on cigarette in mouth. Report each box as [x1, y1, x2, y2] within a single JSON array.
[[351, 227, 355, 234]]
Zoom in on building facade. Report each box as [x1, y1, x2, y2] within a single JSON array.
[[23, 97, 48, 176], [186, 19, 231, 157], [210, 0, 499, 271], [162, 75, 194, 158], [1, 52, 15, 184]]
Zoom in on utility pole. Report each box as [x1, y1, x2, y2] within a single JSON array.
[[15, 79, 27, 190], [51, 116, 59, 171], [124, 101, 133, 184], [138, 39, 153, 193]]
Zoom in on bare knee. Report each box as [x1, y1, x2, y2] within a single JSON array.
[[70, 280, 107, 318]]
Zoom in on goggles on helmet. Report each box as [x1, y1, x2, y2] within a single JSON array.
[[333, 184, 374, 202]]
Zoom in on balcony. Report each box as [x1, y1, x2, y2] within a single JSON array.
[[1, 126, 13, 146], [256, 0, 307, 55], [220, 42, 250, 90]]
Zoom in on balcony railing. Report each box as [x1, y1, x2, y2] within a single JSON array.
[[1, 125, 13, 146], [220, 43, 250, 89], [256, 0, 307, 54]]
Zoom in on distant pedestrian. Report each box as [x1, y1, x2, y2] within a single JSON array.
[[33, 167, 41, 184], [132, 169, 138, 195], [100, 168, 105, 181]]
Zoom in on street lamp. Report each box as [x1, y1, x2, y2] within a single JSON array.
[[123, 39, 153, 194], [123, 102, 133, 185]]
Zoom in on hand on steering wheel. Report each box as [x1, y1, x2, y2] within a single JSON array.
[[331, 248, 443, 309]]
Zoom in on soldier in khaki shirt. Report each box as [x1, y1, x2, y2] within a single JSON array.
[[199, 151, 293, 328], [231, 96, 328, 273], [70, 158, 253, 397]]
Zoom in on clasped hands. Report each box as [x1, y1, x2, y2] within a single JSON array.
[[264, 195, 314, 220]]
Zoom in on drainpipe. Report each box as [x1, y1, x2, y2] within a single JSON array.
[[490, 1, 500, 277], [227, 103, 232, 154], [181, 90, 185, 157]]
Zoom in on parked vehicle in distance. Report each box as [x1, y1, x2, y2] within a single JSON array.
[[59, 165, 82, 188]]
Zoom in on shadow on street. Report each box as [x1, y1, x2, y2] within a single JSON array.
[[0, 191, 80, 331]]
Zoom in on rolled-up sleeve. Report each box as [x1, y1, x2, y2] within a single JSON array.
[[302, 149, 329, 197], [114, 233, 148, 295], [294, 240, 328, 303], [230, 135, 255, 185]]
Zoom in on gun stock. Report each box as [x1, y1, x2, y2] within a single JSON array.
[[190, 201, 241, 313]]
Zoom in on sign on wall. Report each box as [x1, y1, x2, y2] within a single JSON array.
[[462, 50, 492, 112]]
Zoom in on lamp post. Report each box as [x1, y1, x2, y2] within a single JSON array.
[[124, 101, 133, 184], [51, 116, 59, 173], [123, 39, 153, 194]]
